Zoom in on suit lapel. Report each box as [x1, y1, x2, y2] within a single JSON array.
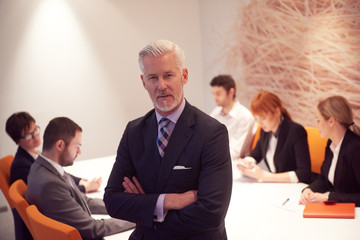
[[36, 156, 65, 182], [36, 156, 92, 215], [143, 113, 162, 179], [156, 103, 194, 192], [333, 130, 352, 188], [273, 119, 288, 165], [261, 132, 271, 171]]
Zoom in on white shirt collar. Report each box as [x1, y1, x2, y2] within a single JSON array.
[[330, 137, 344, 155], [226, 100, 240, 118], [29, 151, 39, 160], [155, 98, 186, 124], [40, 154, 65, 176]]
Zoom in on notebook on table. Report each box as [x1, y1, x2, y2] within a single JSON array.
[[303, 202, 355, 219]]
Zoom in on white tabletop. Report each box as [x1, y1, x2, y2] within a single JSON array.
[[66, 156, 360, 240]]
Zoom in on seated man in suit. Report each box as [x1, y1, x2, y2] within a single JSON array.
[[6, 112, 101, 192], [6, 112, 101, 240], [25, 117, 134, 240], [104, 39, 233, 240]]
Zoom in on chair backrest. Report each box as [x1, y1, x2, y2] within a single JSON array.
[[26, 205, 82, 240], [250, 123, 261, 151], [0, 155, 14, 208], [305, 127, 328, 174], [8, 179, 35, 237]]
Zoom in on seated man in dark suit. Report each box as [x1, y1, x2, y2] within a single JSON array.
[[25, 117, 134, 240], [6, 112, 101, 240], [104, 40, 233, 240]]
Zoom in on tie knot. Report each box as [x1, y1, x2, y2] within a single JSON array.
[[159, 118, 170, 128]]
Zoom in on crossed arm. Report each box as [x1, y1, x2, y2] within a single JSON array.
[[123, 176, 197, 212]]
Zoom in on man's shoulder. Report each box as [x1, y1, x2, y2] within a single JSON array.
[[28, 157, 56, 180], [184, 102, 224, 129], [127, 108, 156, 128], [232, 101, 253, 118], [210, 106, 222, 117]]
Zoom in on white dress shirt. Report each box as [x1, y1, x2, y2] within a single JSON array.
[[328, 137, 344, 185], [211, 100, 256, 159], [153, 99, 186, 222]]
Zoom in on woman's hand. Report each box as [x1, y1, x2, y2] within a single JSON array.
[[299, 188, 329, 205]]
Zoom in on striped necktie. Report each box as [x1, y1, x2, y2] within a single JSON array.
[[157, 118, 171, 158]]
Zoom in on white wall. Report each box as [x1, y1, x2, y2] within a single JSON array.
[[0, 0, 205, 160], [199, 0, 243, 114]]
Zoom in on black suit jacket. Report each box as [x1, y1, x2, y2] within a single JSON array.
[[10, 146, 36, 185], [250, 118, 311, 183], [308, 129, 360, 206], [104, 101, 232, 240]]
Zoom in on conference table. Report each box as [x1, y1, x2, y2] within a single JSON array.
[[66, 156, 360, 240]]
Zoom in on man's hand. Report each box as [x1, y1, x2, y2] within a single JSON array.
[[80, 177, 102, 193], [238, 164, 266, 181], [123, 176, 145, 194], [235, 157, 256, 170], [122, 176, 197, 212], [163, 190, 198, 212]]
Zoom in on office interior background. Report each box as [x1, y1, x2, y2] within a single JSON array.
[[1, 0, 359, 161]]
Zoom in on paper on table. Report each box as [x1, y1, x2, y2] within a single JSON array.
[[270, 198, 305, 212]]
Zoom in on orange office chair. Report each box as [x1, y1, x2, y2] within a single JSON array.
[[250, 123, 261, 151], [0, 154, 14, 209], [8, 179, 36, 238], [26, 205, 82, 240], [305, 127, 328, 174]]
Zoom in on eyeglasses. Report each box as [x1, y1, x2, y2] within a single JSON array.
[[22, 125, 40, 141]]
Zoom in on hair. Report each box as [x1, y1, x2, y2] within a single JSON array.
[[6, 112, 35, 144], [250, 91, 291, 120], [210, 75, 237, 99], [317, 95, 360, 136], [42, 117, 82, 151], [138, 39, 185, 73]]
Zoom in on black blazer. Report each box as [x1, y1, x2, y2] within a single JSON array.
[[250, 118, 311, 183], [104, 101, 233, 240], [308, 129, 360, 206], [10, 146, 35, 185]]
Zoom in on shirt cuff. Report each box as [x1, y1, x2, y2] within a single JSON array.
[[288, 171, 299, 183], [153, 194, 167, 222]]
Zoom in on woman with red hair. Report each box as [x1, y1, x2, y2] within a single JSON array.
[[237, 91, 311, 183]]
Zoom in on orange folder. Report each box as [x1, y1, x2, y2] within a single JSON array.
[[303, 202, 355, 219]]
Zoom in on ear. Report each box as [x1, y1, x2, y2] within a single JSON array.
[[328, 116, 335, 126], [141, 74, 147, 90], [275, 107, 282, 118], [182, 68, 188, 85], [55, 139, 65, 152], [229, 88, 235, 98]]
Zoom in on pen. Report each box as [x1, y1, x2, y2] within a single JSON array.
[[282, 198, 290, 206]]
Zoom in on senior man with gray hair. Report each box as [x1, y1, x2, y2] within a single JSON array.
[[104, 40, 232, 240]]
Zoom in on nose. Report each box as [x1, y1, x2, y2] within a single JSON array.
[[78, 147, 82, 155], [158, 77, 167, 90]]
